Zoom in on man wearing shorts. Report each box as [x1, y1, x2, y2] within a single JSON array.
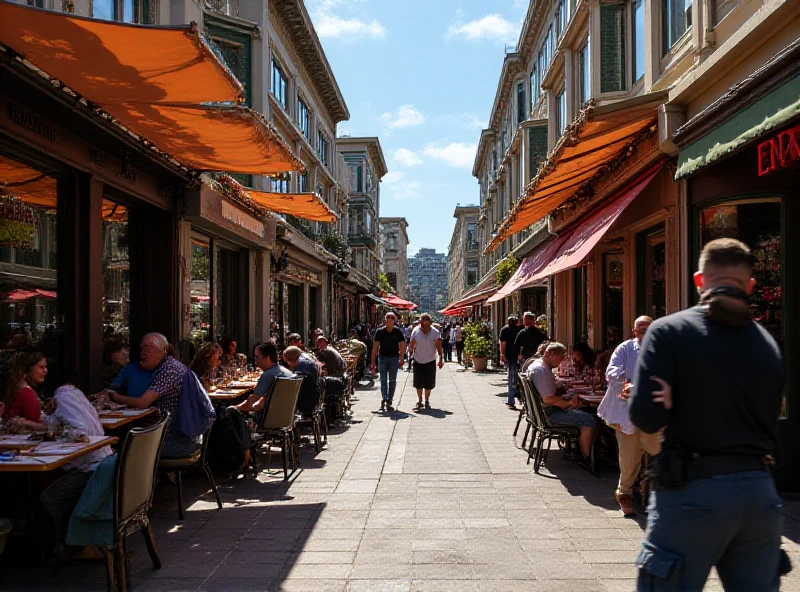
[[526, 342, 597, 464], [408, 314, 444, 411]]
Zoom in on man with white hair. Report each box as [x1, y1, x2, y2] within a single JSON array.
[[598, 316, 658, 516]]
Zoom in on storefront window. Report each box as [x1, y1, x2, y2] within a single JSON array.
[[190, 236, 211, 346], [699, 199, 782, 348], [214, 245, 244, 340], [102, 200, 130, 343], [638, 226, 667, 320], [602, 252, 624, 349], [0, 154, 58, 370]]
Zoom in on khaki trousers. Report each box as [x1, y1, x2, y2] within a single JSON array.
[[615, 428, 662, 496]]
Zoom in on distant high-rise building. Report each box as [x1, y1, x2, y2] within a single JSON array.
[[407, 248, 448, 315]]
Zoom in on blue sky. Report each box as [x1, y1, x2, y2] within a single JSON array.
[[307, 0, 528, 257]]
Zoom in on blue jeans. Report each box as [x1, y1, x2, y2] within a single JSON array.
[[637, 470, 785, 591], [378, 356, 400, 402], [506, 359, 519, 405]]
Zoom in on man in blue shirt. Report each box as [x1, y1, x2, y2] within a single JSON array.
[[235, 342, 293, 415], [106, 360, 156, 399]]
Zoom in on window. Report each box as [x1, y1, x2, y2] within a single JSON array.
[[190, 237, 211, 343], [467, 264, 478, 288], [317, 131, 329, 167], [662, 0, 692, 55], [207, 24, 253, 106], [271, 58, 287, 110], [466, 223, 478, 251], [517, 82, 527, 125], [365, 211, 372, 233], [530, 67, 538, 111], [528, 125, 548, 181], [271, 175, 289, 193], [102, 200, 131, 343], [297, 99, 310, 139], [298, 173, 308, 193], [353, 165, 363, 192], [579, 40, 591, 105], [600, 3, 626, 92], [557, 0, 568, 36], [556, 88, 567, 135], [93, 0, 156, 24], [633, 0, 645, 82]]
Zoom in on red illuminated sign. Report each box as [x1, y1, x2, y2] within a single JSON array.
[[757, 124, 800, 176]]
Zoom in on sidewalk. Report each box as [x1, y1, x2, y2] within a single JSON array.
[[2, 362, 799, 591]]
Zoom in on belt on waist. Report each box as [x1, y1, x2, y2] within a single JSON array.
[[687, 454, 768, 480]]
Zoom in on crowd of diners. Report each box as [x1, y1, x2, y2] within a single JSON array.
[[0, 325, 369, 562]]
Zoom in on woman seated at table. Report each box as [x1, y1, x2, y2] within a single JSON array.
[[219, 336, 238, 368], [191, 342, 223, 390], [39, 371, 113, 543], [571, 342, 596, 376], [2, 351, 47, 432]]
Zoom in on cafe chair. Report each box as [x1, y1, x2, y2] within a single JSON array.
[[296, 377, 328, 453], [105, 413, 170, 592], [157, 429, 222, 521], [250, 377, 302, 480]]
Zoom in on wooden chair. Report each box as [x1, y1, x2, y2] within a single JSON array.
[[105, 413, 170, 592], [157, 429, 222, 520], [250, 377, 302, 480]]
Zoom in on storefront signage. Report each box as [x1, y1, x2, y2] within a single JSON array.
[[9, 104, 58, 142], [757, 124, 800, 176], [221, 200, 264, 238]]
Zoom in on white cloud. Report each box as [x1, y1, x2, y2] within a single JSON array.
[[314, 12, 387, 40], [382, 171, 405, 186], [380, 105, 425, 130], [382, 172, 421, 200], [448, 14, 518, 42], [423, 142, 477, 169], [434, 113, 486, 131], [393, 148, 423, 167]]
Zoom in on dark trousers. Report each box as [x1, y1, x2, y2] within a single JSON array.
[[637, 470, 785, 592], [455, 341, 464, 363], [442, 340, 452, 361], [40, 469, 93, 541]]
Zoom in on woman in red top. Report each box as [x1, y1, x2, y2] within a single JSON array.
[[2, 351, 47, 432]]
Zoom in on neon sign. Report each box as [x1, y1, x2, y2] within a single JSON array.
[[757, 124, 800, 176]]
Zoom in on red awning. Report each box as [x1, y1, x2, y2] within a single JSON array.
[[490, 163, 663, 299], [441, 286, 497, 314], [442, 306, 471, 317], [383, 294, 417, 310]]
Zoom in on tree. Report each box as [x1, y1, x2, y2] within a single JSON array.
[[378, 272, 395, 293]]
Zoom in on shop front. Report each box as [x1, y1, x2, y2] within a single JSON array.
[[674, 43, 800, 489]]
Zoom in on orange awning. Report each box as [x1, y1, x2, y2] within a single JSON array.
[[490, 163, 663, 298], [0, 155, 57, 208], [485, 93, 666, 253], [247, 188, 337, 223], [0, 2, 302, 176]]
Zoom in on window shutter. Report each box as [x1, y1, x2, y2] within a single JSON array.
[[600, 3, 626, 93], [517, 83, 527, 125], [528, 125, 548, 181]]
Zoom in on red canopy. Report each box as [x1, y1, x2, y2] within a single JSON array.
[[383, 294, 417, 310]]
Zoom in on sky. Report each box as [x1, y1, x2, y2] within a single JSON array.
[[306, 0, 529, 258]]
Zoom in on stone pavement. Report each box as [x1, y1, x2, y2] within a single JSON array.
[[3, 362, 800, 591]]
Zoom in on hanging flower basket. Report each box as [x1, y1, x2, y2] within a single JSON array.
[[0, 192, 35, 249]]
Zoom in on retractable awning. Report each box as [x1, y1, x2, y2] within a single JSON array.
[[485, 92, 666, 253], [363, 293, 390, 307], [383, 294, 417, 310], [490, 163, 663, 298], [247, 187, 337, 222], [441, 286, 497, 315], [0, 1, 302, 175]]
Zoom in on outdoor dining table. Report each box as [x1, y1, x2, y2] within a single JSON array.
[[207, 379, 258, 404], [0, 435, 117, 472], [97, 407, 157, 431]]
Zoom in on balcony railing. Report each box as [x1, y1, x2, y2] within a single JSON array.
[[206, 0, 239, 17]]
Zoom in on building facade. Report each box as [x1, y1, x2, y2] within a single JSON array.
[[471, 0, 800, 488], [407, 248, 448, 315], [379, 217, 409, 298], [447, 206, 480, 304]]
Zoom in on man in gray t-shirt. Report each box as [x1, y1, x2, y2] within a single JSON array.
[[236, 343, 293, 415]]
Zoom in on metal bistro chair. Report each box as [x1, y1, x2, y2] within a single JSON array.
[[250, 377, 303, 480], [514, 371, 534, 449], [296, 376, 327, 453], [157, 429, 222, 521], [105, 413, 170, 592]]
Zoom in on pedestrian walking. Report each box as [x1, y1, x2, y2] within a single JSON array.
[[629, 238, 790, 591], [453, 324, 464, 364], [370, 312, 406, 412], [403, 322, 414, 371], [441, 324, 452, 362], [498, 316, 521, 410], [408, 313, 444, 411], [597, 315, 658, 516], [514, 312, 547, 366]]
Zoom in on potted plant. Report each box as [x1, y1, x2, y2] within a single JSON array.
[[463, 321, 494, 372]]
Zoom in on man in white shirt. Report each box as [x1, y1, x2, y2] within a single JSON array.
[[408, 314, 444, 411], [598, 315, 660, 516], [526, 342, 597, 462]]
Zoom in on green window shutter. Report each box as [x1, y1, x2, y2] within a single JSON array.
[[528, 125, 548, 181], [517, 83, 527, 124], [205, 22, 253, 107], [600, 3, 626, 93]]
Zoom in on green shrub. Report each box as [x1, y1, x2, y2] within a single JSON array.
[[464, 334, 493, 358]]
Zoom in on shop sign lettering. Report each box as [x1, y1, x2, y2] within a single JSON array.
[[9, 104, 58, 142], [757, 125, 800, 176]]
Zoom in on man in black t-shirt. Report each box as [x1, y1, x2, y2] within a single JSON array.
[[370, 312, 406, 412], [499, 316, 521, 409], [514, 312, 547, 364]]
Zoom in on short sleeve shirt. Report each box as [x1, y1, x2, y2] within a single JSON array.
[[374, 327, 405, 358], [110, 362, 155, 398], [526, 359, 557, 397], [149, 356, 188, 418], [499, 325, 522, 360], [411, 326, 440, 364], [514, 327, 547, 360], [319, 348, 347, 377], [4, 386, 41, 423], [254, 363, 294, 398]]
